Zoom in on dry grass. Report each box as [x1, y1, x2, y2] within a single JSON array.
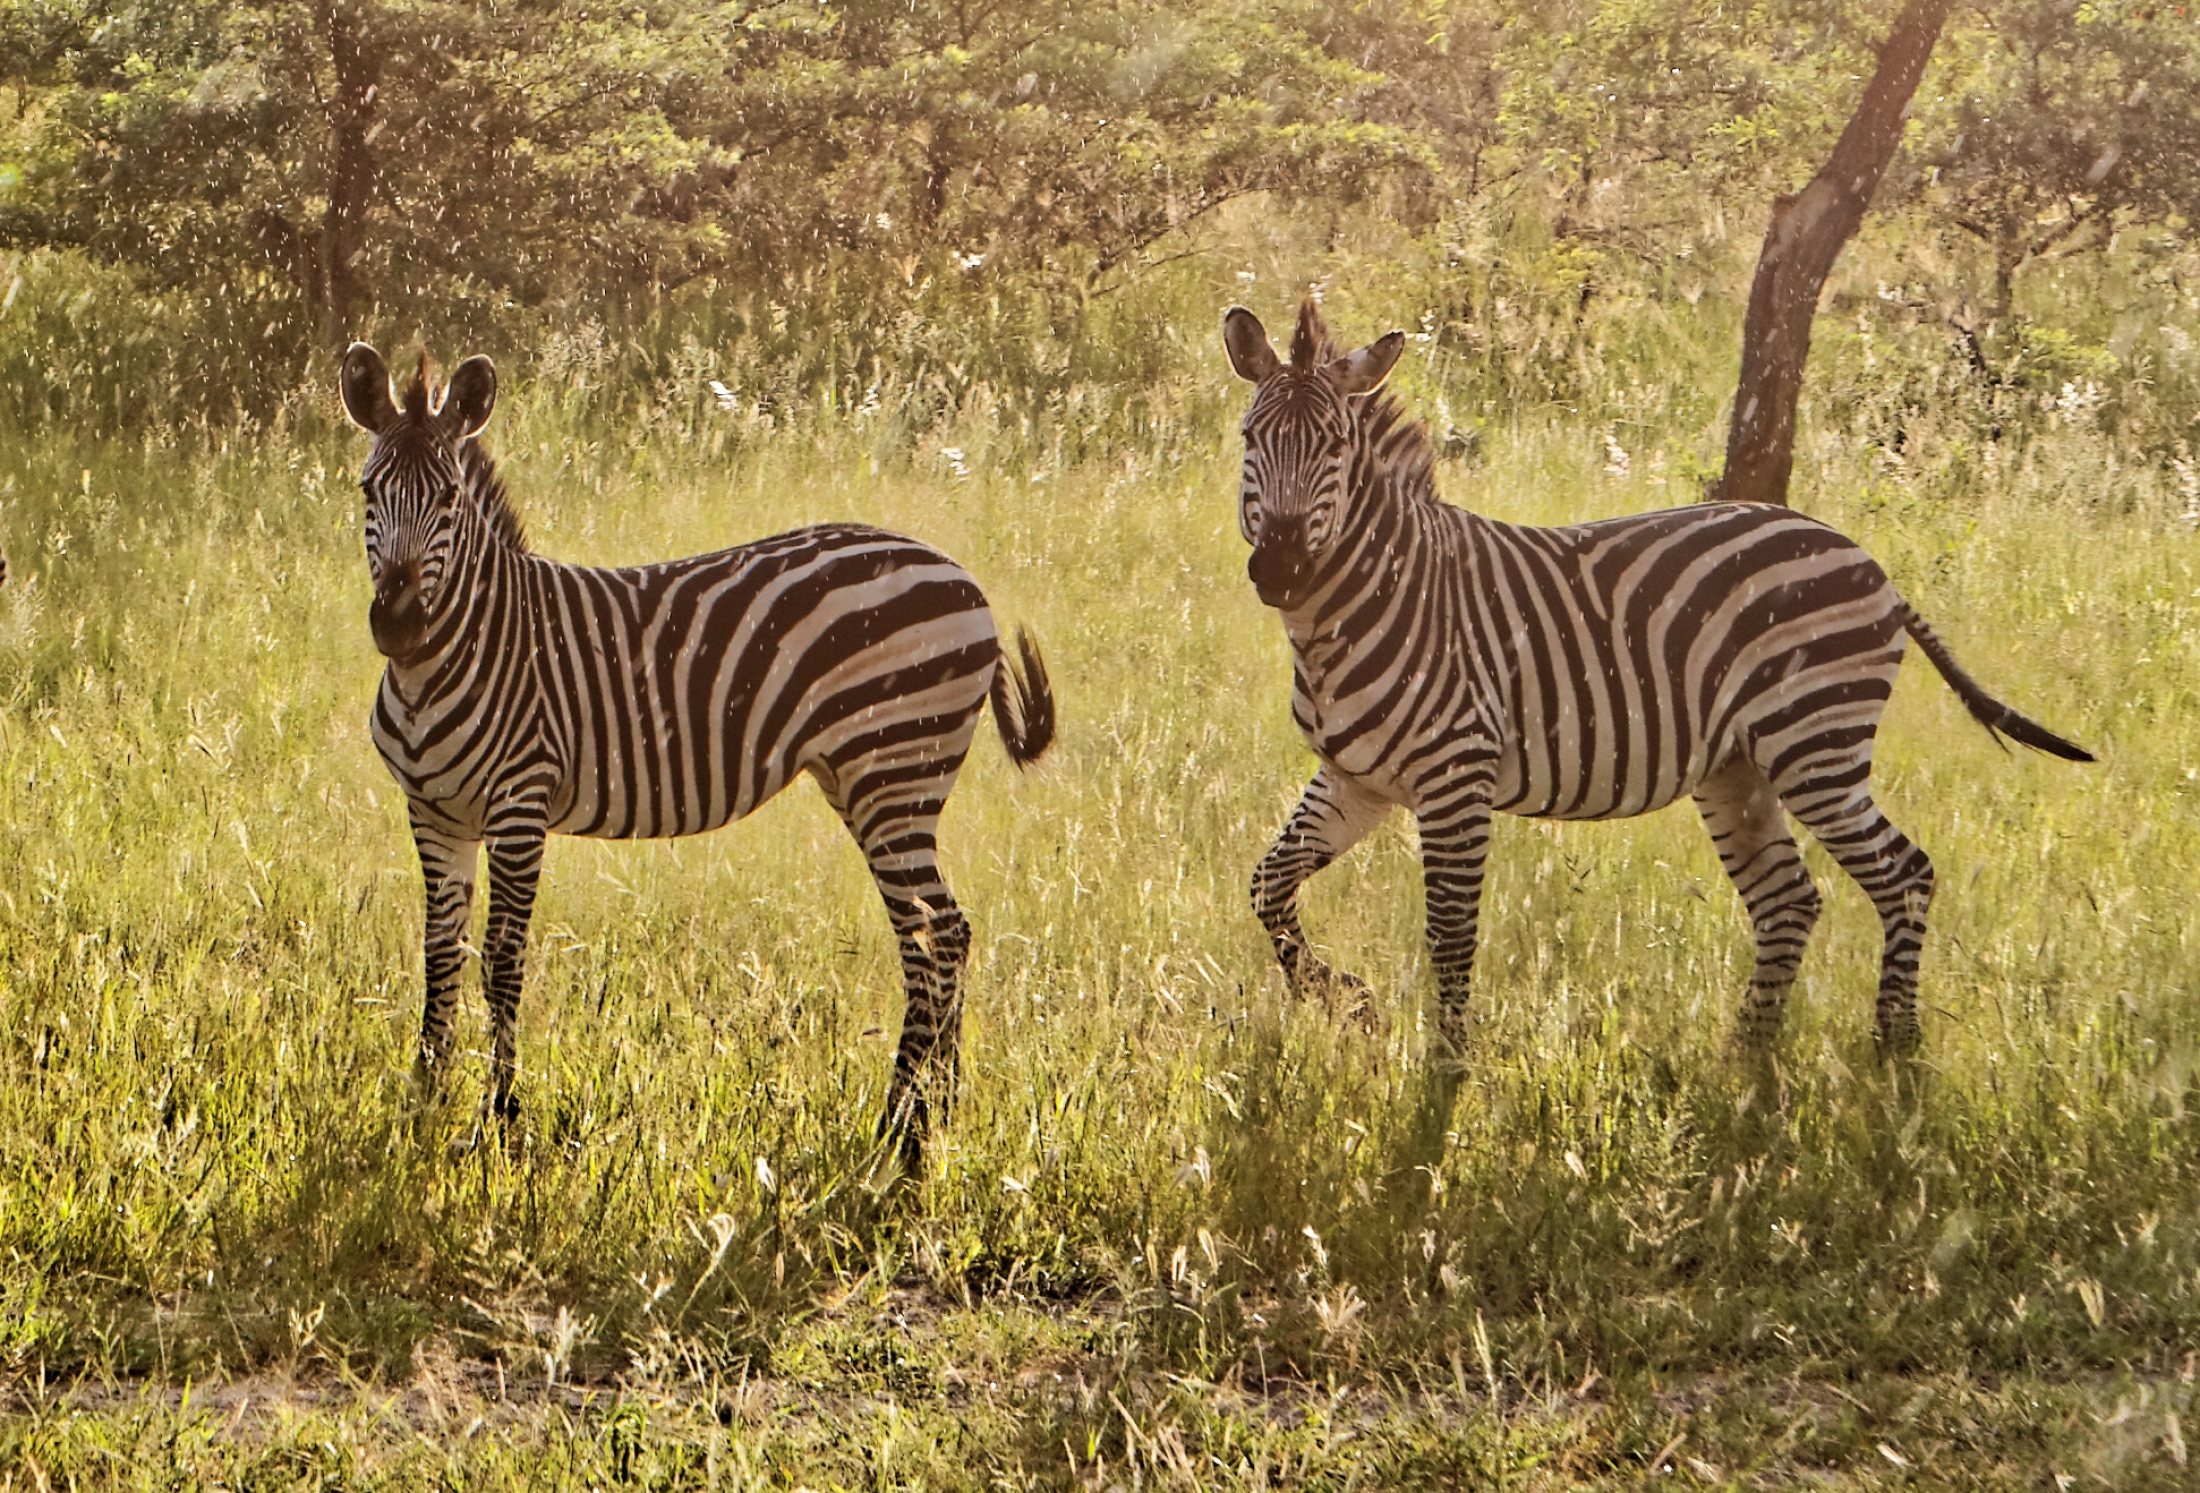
[[0, 365, 2190, 1486]]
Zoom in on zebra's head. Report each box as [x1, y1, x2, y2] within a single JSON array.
[[1222, 299, 1403, 611], [340, 343, 498, 663]]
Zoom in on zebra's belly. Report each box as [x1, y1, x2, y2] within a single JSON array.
[[543, 761, 788, 840], [1490, 723, 1727, 821]]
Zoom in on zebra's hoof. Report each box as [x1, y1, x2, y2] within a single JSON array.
[[1873, 1026, 1923, 1061], [1340, 983, 1376, 1032], [1426, 1038, 1473, 1078], [437, 1117, 485, 1159], [1729, 1025, 1782, 1058], [875, 1100, 928, 1178], [1294, 964, 1373, 1026]]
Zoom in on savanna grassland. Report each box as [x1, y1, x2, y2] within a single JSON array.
[[0, 204, 2194, 1488]]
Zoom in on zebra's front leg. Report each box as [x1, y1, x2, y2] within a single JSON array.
[[1251, 767, 1392, 1012], [410, 817, 481, 1098], [1414, 775, 1495, 1065], [481, 819, 548, 1129]]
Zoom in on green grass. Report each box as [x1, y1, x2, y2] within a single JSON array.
[[0, 368, 2193, 1487]]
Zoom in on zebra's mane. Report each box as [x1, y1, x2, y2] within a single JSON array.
[[458, 442, 532, 555], [393, 354, 532, 555], [1357, 387, 1437, 508], [1292, 298, 1439, 510]]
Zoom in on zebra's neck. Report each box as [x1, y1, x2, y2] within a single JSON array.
[[380, 506, 534, 702], [459, 441, 530, 555], [1279, 460, 1458, 646]]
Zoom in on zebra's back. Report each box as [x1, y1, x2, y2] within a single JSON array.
[[1474, 502, 1906, 820], [376, 523, 1001, 840]]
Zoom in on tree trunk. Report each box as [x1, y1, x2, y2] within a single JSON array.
[[1707, 0, 1950, 506], [318, 0, 379, 347], [1989, 226, 2025, 326]]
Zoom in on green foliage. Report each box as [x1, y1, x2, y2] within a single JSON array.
[[1898, 0, 2200, 317], [674, 0, 1441, 280], [0, 0, 720, 343], [6, 0, 2198, 459], [1497, 0, 1874, 196]]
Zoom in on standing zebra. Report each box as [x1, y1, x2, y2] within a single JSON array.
[[1223, 300, 2091, 1056], [339, 344, 1054, 1154]]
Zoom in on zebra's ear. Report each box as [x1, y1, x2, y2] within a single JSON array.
[[441, 355, 497, 439], [1327, 331, 1405, 397], [1222, 307, 1281, 383], [339, 343, 398, 433]]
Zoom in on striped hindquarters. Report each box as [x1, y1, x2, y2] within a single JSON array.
[[540, 524, 1003, 838]]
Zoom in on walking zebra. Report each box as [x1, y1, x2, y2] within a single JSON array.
[[1223, 300, 2091, 1056], [339, 344, 1054, 1154]]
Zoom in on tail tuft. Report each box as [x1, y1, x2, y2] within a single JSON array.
[[1901, 605, 2094, 763], [990, 625, 1055, 768]]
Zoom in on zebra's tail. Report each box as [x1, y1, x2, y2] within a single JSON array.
[[990, 625, 1056, 768], [1900, 604, 2094, 763]]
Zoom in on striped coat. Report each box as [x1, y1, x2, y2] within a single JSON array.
[[1223, 300, 2090, 1055], [342, 345, 1052, 1153]]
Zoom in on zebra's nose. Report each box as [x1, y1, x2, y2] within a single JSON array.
[[374, 559, 420, 612], [370, 561, 429, 658], [1248, 539, 1310, 609]]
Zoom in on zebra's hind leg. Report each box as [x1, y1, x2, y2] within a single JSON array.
[[821, 761, 975, 1169], [870, 882, 968, 1170], [1694, 754, 1821, 1050], [1771, 766, 1934, 1055], [1252, 767, 1392, 1018]]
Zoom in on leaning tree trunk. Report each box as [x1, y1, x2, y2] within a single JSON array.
[[317, 0, 379, 347], [1707, 0, 1950, 506]]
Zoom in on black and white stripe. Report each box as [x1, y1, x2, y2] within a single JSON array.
[[341, 345, 1053, 1151], [1223, 300, 2091, 1055]]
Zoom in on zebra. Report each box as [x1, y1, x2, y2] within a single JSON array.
[[1222, 299, 2092, 1057], [338, 343, 1055, 1156]]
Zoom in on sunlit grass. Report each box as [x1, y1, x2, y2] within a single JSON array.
[[0, 373, 2192, 1486]]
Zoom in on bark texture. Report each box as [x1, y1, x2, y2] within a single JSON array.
[[1708, 0, 1950, 506], [318, 0, 379, 347]]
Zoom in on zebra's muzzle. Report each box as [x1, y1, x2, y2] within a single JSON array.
[[1248, 540, 1314, 611], [370, 570, 431, 661]]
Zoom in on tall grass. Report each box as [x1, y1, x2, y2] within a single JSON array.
[[0, 225, 2195, 1483]]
